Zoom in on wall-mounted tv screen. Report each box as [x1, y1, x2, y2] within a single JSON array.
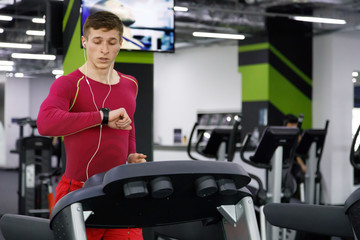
[[81, 0, 175, 52]]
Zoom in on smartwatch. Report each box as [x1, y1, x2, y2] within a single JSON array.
[[100, 108, 110, 125]]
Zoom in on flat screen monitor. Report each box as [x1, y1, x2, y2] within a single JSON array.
[[81, 0, 175, 52], [251, 127, 299, 165], [296, 129, 327, 157], [201, 128, 241, 157], [45, 0, 64, 55]]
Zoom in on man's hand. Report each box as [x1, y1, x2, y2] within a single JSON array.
[[107, 108, 132, 130], [127, 153, 147, 164], [296, 156, 307, 173]]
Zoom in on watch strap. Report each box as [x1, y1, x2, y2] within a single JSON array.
[[100, 108, 110, 125]]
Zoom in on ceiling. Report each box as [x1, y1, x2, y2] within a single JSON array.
[[0, 0, 359, 77]]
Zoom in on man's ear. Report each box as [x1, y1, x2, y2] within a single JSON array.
[[81, 35, 87, 48], [119, 37, 123, 48]]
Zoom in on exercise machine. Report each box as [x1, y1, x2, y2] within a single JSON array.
[[263, 197, 355, 239], [350, 123, 360, 182], [18, 136, 55, 216], [0, 160, 261, 240], [187, 118, 241, 162], [262, 123, 360, 239], [296, 121, 329, 204], [240, 126, 299, 240], [11, 118, 61, 217]]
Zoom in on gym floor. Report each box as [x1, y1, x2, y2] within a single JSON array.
[[0, 169, 60, 240], [0, 169, 18, 240]]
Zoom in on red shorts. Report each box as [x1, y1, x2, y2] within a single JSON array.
[[55, 175, 143, 240]]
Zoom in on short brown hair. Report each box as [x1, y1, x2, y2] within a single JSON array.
[[83, 11, 124, 39]]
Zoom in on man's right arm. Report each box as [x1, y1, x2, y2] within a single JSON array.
[[37, 77, 101, 137]]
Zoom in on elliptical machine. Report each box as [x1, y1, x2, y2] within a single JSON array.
[[187, 116, 241, 162], [295, 121, 329, 204], [262, 123, 360, 239], [240, 126, 299, 240]]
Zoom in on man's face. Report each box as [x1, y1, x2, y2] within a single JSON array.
[[83, 28, 122, 70]]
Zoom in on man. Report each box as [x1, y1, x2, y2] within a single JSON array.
[[283, 114, 306, 174], [37, 11, 146, 240]]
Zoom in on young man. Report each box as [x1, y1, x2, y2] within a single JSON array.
[[283, 114, 307, 174], [37, 11, 146, 240]]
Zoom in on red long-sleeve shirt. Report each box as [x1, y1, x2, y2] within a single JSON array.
[[37, 69, 138, 182]]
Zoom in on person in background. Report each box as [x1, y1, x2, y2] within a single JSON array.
[[37, 11, 146, 240], [283, 114, 306, 195]]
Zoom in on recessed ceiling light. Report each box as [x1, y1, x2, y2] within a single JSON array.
[[52, 69, 63, 75], [32, 17, 45, 24], [293, 16, 346, 25], [174, 6, 188, 12], [14, 72, 24, 78], [0, 65, 13, 71], [0, 15, 12, 21], [193, 32, 245, 40], [26, 30, 45, 36], [0, 60, 14, 66], [11, 53, 56, 60], [0, 42, 32, 49], [353, 72, 359, 77]]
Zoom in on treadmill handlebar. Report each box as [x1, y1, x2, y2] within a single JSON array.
[[49, 161, 252, 229], [264, 203, 354, 238]]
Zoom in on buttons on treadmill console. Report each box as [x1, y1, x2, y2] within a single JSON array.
[[123, 180, 149, 199], [195, 175, 218, 197], [150, 176, 174, 199], [122, 175, 237, 199]]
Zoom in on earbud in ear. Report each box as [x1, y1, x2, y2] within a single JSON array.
[[83, 42, 86, 48]]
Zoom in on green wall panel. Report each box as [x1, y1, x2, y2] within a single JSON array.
[[238, 42, 269, 53], [269, 44, 312, 87], [269, 65, 312, 129], [240, 64, 270, 102]]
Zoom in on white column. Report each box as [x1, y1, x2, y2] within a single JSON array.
[[313, 31, 360, 204]]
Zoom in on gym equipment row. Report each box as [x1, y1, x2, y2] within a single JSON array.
[[263, 123, 360, 239], [186, 117, 330, 240], [240, 126, 299, 240]]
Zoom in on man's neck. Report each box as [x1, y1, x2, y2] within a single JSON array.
[[79, 64, 118, 84]]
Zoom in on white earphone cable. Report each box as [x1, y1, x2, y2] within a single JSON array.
[[83, 46, 112, 179]]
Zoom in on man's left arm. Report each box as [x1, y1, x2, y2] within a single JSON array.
[[127, 121, 147, 163]]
